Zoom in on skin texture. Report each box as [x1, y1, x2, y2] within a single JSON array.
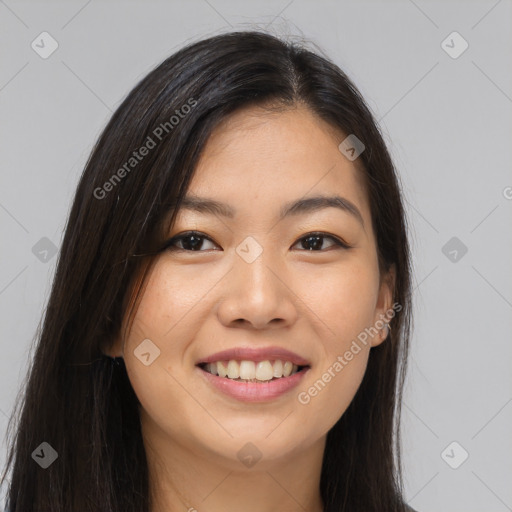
[[108, 104, 395, 512]]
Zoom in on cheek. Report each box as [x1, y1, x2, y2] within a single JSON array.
[[128, 260, 214, 342], [122, 308, 203, 446], [126, 362, 210, 455], [121, 260, 228, 435], [293, 256, 379, 348], [295, 322, 373, 439], [120, 265, 190, 422], [292, 258, 378, 428], [298, 349, 370, 434]]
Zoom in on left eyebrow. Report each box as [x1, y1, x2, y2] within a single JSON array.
[[174, 194, 365, 228], [280, 195, 365, 228]]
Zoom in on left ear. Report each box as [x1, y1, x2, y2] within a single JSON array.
[[371, 264, 396, 347]]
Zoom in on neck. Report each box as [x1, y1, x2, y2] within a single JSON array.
[[142, 413, 326, 512]]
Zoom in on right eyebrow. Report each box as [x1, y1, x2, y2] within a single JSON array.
[[174, 196, 235, 218]]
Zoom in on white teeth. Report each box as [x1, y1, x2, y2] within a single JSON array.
[[239, 361, 256, 380], [217, 361, 228, 378], [227, 360, 240, 379], [273, 360, 283, 378], [255, 361, 274, 381], [202, 359, 304, 381]]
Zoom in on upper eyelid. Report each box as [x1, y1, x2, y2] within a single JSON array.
[[172, 231, 217, 244]]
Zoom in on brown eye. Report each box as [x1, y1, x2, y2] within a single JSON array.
[[292, 232, 350, 251], [163, 232, 219, 252]]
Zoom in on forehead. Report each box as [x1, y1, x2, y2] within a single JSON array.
[[187, 104, 370, 223]]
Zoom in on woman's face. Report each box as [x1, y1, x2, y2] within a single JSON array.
[[113, 104, 394, 468]]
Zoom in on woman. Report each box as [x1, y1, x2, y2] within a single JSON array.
[[2, 30, 415, 512]]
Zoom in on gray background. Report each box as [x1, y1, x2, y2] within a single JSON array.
[[1, 1, 511, 511]]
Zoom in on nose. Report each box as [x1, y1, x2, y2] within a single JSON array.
[[216, 251, 298, 330]]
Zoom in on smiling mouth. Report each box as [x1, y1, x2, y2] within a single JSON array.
[[197, 360, 310, 383]]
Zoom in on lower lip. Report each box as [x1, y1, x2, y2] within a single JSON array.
[[197, 366, 310, 402]]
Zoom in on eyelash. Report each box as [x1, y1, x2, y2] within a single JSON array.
[[162, 230, 352, 253]]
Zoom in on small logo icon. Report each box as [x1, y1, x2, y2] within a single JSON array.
[[31, 441, 58, 469], [236, 236, 263, 264], [32, 237, 58, 263], [441, 441, 469, 469], [134, 338, 161, 366], [442, 236, 468, 263], [441, 31, 469, 59], [31, 32, 59, 59], [338, 134, 365, 161], [237, 442, 262, 468]]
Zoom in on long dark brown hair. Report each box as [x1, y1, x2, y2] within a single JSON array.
[[2, 30, 413, 512]]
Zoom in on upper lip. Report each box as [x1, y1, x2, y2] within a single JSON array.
[[197, 346, 311, 367]]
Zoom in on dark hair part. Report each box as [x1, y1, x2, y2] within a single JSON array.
[[2, 30, 412, 512]]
